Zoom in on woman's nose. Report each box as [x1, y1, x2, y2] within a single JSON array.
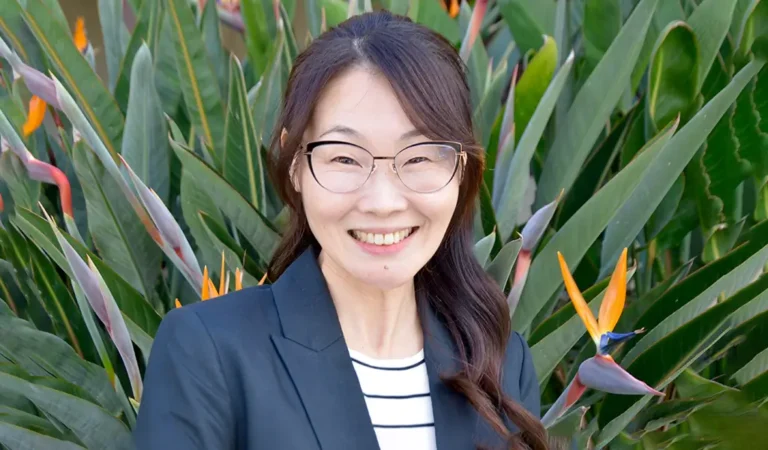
[[356, 161, 408, 215]]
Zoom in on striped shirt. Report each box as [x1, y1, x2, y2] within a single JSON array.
[[348, 348, 437, 450]]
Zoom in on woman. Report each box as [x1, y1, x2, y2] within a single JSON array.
[[133, 10, 548, 450]]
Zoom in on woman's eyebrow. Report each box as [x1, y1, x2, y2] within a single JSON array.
[[317, 125, 423, 141]]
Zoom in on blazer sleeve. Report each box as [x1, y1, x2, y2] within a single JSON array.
[[513, 331, 541, 419], [132, 307, 236, 449]]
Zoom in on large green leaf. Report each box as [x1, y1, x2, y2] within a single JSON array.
[[512, 36, 558, 145], [535, 0, 659, 208], [223, 55, 267, 212], [199, 212, 264, 287], [599, 59, 764, 278], [582, 0, 621, 78], [687, 0, 739, 92], [200, 0, 229, 99], [0, 421, 85, 450], [647, 21, 700, 131], [485, 238, 522, 290], [498, 0, 551, 55], [113, 0, 160, 112], [121, 44, 170, 204], [0, 370, 132, 449], [17, 0, 125, 158], [164, 0, 226, 163], [170, 138, 280, 264], [512, 117, 678, 333], [179, 168, 228, 276], [98, 0, 130, 92], [496, 49, 573, 240], [72, 142, 162, 298], [0, 316, 122, 416], [0, 151, 39, 212]]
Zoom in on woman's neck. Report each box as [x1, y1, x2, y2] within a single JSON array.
[[318, 251, 423, 359]]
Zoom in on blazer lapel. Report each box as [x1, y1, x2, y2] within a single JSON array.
[[270, 248, 380, 450], [422, 307, 484, 450]]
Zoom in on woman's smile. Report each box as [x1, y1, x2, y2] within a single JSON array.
[[348, 226, 419, 254]]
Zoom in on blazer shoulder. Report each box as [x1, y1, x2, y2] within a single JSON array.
[[170, 284, 281, 343], [503, 331, 541, 419]]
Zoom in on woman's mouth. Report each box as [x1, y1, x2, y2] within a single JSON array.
[[348, 227, 418, 246]]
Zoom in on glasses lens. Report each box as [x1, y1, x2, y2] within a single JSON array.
[[395, 144, 459, 192], [309, 143, 373, 193]]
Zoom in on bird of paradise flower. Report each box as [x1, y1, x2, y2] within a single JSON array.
[[175, 252, 267, 307], [541, 248, 664, 427]]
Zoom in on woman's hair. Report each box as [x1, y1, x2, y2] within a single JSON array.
[[266, 10, 548, 450]]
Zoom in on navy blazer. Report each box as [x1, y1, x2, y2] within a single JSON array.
[[132, 248, 541, 449]]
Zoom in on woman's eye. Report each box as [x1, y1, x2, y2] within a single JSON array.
[[405, 156, 429, 165], [331, 156, 358, 165]]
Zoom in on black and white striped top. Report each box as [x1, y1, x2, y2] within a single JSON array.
[[349, 348, 437, 450]]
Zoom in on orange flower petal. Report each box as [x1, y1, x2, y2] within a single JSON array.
[[235, 268, 243, 291], [23, 96, 46, 137], [449, 0, 460, 18], [598, 247, 628, 334], [218, 252, 226, 295], [202, 266, 211, 300], [557, 251, 600, 344], [258, 272, 268, 286], [174, 299, 182, 308], [74, 17, 88, 53]]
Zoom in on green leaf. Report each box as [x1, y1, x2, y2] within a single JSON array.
[[535, 0, 660, 208], [179, 168, 228, 274], [647, 22, 700, 130], [496, 48, 573, 240], [164, 0, 226, 163], [199, 212, 264, 287], [0, 421, 85, 450], [582, 0, 622, 77], [485, 238, 522, 290], [19, 0, 125, 158], [200, 0, 229, 98], [122, 44, 170, 204], [512, 117, 678, 333], [170, 138, 280, 264], [250, 31, 288, 164], [474, 232, 496, 267], [599, 59, 764, 278], [0, 151, 39, 211], [224, 55, 267, 212], [733, 344, 768, 385], [0, 315, 123, 416], [735, 65, 768, 193], [98, 0, 130, 92], [113, 0, 159, 112], [240, 0, 272, 76], [72, 142, 162, 298], [688, 0, 739, 92], [407, 0, 460, 43], [0, 371, 132, 449], [498, 0, 549, 55], [514, 35, 558, 145]]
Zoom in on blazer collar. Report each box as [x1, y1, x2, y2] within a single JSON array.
[[270, 247, 485, 449]]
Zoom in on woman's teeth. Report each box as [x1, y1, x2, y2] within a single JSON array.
[[351, 228, 414, 246]]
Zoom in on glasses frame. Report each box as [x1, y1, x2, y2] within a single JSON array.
[[299, 139, 468, 194]]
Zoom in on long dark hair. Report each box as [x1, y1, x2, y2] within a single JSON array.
[[266, 10, 548, 450]]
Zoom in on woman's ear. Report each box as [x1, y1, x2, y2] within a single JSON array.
[[280, 127, 288, 150], [283, 128, 302, 193]]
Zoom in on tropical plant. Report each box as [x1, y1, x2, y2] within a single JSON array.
[[1, 0, 768, 448]]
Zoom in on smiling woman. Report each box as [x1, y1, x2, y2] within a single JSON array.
[[133, 10, 549, 450]]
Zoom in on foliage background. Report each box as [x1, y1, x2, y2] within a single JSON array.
[[1, 0, 768, 448]]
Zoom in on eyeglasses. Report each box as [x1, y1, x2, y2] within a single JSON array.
[[299, 140, 467, 194]]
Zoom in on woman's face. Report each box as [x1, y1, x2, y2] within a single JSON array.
[[292, 66, 461, 291]]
